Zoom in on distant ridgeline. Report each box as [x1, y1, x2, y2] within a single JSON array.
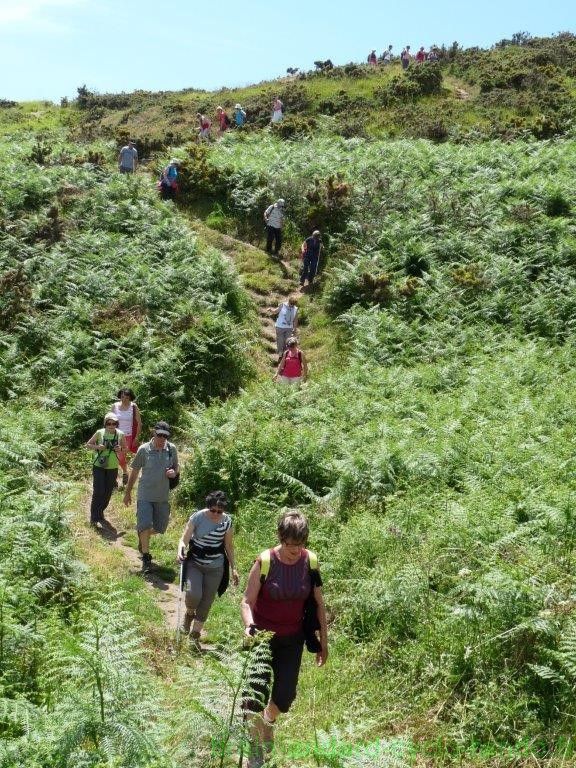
[[61, 32, 576, 146]]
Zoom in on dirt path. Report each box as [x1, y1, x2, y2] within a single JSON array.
[[186, 216, 302, 365], [77, 217, 308, 633], [82, 490, 182, 630]]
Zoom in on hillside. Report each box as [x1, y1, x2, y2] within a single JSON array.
[[59, 31, 576, 145], [1, 30, 576, 768]]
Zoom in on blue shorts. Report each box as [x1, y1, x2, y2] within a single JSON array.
[[136, 500, 170, 533]]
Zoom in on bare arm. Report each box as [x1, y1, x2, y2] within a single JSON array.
[[241, 560, 262, 634], [224, 528, 239, 585], [123, 466, 140, 505], [133, 404, 142, 438], [177, 520, 195, 561], [85, 431, 103, 451], [314, 585, 329, 666], [274, 351, 287, 380]]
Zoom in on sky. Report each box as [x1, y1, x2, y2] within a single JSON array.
[[0, 0, 573, 102]]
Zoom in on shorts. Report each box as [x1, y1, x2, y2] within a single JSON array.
[[136, 500, 170, 533], [244, 632, 305, 714]]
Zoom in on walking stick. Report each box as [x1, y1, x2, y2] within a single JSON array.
[[175, 559, 186, 645]]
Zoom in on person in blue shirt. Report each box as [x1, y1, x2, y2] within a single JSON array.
[[234, 103, 247, 127], [159, 159, 179, 200]]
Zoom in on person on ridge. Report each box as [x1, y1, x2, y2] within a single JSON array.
[[111, 387, 142, 487], [177, 490, 239, 646], [400, 46, 411, 70], [271, 96, 284, 123], [86, 413, 127, 527], [367, 49, 377, 66], [234, 103, 247, 127], [241, 509, 328, 768], [264, 198, 285, 257], [273, 336, 308, 386], [197, 113, 212, 141], [123, 421, 179, 573], [274, 295, 298, 359], [300, 229, 322, 289], [216, 106, 231, 133], [416, 46, 427, 63], [118, 139, 138, 173], [381, 44, 393, 63]]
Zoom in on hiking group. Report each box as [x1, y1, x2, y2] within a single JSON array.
[[368, 44, 439, 67], [86, 390, 328, 768]]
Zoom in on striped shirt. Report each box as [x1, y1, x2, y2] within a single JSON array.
[[188, 509, 232, 568]]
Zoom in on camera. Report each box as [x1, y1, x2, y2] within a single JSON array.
[[95, 453, 108, 467]]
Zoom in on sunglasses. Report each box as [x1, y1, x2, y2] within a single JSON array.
[[105, 421, 118, 426], [210, 505, 227, 513]]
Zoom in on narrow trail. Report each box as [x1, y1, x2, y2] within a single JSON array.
[[78, 214, 308, 635], [81, 489, 181, 629], [186, 215, 302, 366]]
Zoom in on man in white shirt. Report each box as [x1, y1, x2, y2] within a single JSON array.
[[264, 198, 285, 256], [274, 295, 298, 357]]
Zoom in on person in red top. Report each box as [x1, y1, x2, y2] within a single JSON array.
[[241, 510, 328, 768], [273, 337, 308, 386], [416, 46, 427, 63], [216, 106, 231, 133]]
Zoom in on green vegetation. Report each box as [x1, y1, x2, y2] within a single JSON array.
[[2, 31, 576, 768]]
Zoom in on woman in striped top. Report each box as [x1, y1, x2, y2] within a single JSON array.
[[177, 490, 239, 642]]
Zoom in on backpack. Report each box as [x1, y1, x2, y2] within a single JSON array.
[[259, 548, 322, 653], [166, 444, 180, 489]]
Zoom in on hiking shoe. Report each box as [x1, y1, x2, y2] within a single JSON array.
[[182, 613, 193, 635], [141, 553, 153, 573], [189, 630, 202, 651]]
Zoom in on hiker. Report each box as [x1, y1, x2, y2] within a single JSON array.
[[400, 46, 411, 69], [123, 421, 179, 573], [264, 198, 285, 257], [86, 413, 127, 526], [197, 113, 212, 141], [234, 103, 247, 127], [381, 44, 393, 63], [367, 49, 377, 66], [241, 509, 328, 768], [271, 96, 284, 123], [216, 106, 231, 133], [300, 229, 322, 289], [159, 158, 179, 200], [428, 47, 439, 62], [273, 336, 308, 386], [112, 387, 142, 487], [118, 139, 138, 173], [416, 46, 427, 63], [177, 490, 239, 645], [274, 295, 298, 357]]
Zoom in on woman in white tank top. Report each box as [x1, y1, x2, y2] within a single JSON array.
[[112, 387, 142, 485]]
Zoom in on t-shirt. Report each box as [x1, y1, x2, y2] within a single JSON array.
[[93, 428, 124, 470], [119, 145, 138, 169], [303, 236, 321, 260], [265, 204, 284, 229], [187, 509, 232, 568], [234, 109, 246, 126], [275, 302, 297, 329], [131, 440, 178, 502]]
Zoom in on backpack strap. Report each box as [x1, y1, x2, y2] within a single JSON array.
[[259, 549, 271, 583], [307, 549, 318, 571], [259, 548, 318, 583]]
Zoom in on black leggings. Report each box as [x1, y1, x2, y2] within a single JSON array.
[[90, 466, 117, 522], [245, 632, 305, 714]]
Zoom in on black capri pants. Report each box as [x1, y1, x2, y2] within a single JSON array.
[[245, 632, 305, 714]]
